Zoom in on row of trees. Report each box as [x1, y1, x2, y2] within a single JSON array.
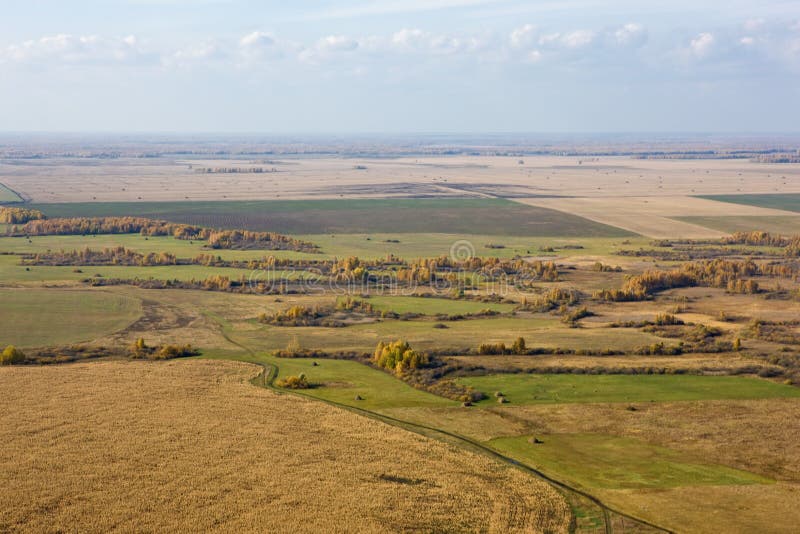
[[0, 207, 44, 224], [594, 258, 774, 302], [9, 216, 319, 252]]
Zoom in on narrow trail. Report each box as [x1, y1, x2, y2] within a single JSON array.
[[208, 316, 671, 534]]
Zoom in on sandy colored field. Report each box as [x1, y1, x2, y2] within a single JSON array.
[[0, 360, 570, 533], [598, 482, 800, 534], [4, 155, 800, 204], [516, 195, 800, 238]]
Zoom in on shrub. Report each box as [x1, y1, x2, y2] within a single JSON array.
[[276, 373, 310, 389], [0, 345, 25, 365]]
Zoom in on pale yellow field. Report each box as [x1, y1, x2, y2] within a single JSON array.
[[515, 195, 800, 239], [4, 155, 800, 203], [0, 360, 571, 533]]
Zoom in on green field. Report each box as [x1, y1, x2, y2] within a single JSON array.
[[0, 231, 645, 262], [458, 374, 800, 405], [362, 295, 514, 315], [0, 289, 141, 347], [674, 215, 800, 235], [0, 254, 322, 284], [700, 194, 800, 213], [205, 352, 454, 410], [489, 433, 771, 490], [0, 233, 323, 261], [239, 316, 668, 353], [28, 199, 634, 237], [0, 183, 23, 203]]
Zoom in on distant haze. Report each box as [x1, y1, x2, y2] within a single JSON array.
[[1, 1, 799, 132]]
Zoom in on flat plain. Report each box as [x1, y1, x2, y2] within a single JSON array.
[[3, 151, 800, 533]]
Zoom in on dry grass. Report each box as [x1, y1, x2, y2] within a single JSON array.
[[0, 360, 570, 533], [597, 483, 800, 534]]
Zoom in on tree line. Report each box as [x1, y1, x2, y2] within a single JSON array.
[[8, 216, 319, 252], [0, 207, 45, 224]]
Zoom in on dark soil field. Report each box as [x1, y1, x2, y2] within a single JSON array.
[[28, 198, 633, 237]]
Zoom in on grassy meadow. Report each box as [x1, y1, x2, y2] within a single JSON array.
[[457, 374, 800, 405], [700, 193, 800, 213], [0, 288, 141, 347]]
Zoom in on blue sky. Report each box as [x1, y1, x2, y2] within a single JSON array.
[[1, 0, 798, 132]]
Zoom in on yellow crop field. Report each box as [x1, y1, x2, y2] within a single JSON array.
[[0, 360, 570, 533]]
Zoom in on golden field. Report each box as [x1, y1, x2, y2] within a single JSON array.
[[0, 360, 571, 533]]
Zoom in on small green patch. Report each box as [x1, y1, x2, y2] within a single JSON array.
[[238, 354, 454, 411], [489, 433, 772, 489], [458, 374, 800, 405]]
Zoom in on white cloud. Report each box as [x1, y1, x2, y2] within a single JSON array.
[[690, 32, 714, 58], [1, 34, 149, 65], [510, 24, 537, 48], [614, 23, 646, 47], [318, 35, 359, 53], [238, 31, 284, 61], [390, 28, 486, 55]]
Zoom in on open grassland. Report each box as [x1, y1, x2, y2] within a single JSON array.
[[701, 193, 800, 213], [489, 433, 770, 490], [0, 231, 646, 263], [457, 374, 800, 405], [674, 215, 800, 235], [0, 288, 141, 347], [0, 233, 323, 261], [219, 354, 456, 411], [235, 316, 670, 353], [445, 353, 778, 374], [28, 198, 632, 237], [0, 231, 647, 263], [0, 360, 570, 533], [0, 254, 317, 285]]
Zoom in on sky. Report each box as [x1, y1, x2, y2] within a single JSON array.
[[1, 0, 799, 133]]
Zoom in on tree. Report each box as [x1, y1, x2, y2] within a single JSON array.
[[0, 345, 25, 365], [373, 340, 428, 375], [512, 337, 527, 355]]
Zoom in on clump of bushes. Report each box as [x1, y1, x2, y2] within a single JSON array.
[[129, 338, 200, 360], [276, 373, 310, 389], [0, 345, 25, 365], [478, 337, 529, 355], [373, 340, 429, 375]]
